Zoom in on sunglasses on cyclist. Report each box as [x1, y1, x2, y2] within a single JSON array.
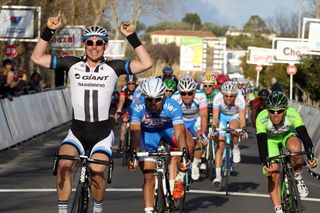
[[268, 109, 286, 114], [127, 82, 135, 85], [180, 91, 194, 96], [203, 85, 213, 88], [145, 97, 163, 103], [223, 94, 235, 98], [85, 39, 105, 46], [165, 89, 174, 93]]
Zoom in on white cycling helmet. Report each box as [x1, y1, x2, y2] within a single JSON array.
[[201, 74, 216, 84], [82, 25, 109, 42], [140, 77, 165, 98], [178, 75, 197, 92], [221, 81, 238, 95]]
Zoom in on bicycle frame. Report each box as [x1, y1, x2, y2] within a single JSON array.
[[135, 145, 186, 213], [267, 146, 306, 212], [53, 152, 113, 213]]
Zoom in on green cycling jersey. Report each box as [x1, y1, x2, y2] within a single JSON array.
[[256, 107, 304, 137], [203, 88, 220, 125]]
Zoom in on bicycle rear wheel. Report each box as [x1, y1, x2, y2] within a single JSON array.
[[207, 139, 215, 181]]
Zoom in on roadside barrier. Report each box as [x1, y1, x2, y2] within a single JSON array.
[[0, 88, 71, 151], [290, 101, 320, 177]]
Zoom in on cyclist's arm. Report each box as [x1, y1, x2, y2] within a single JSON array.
[[116, 94, 126, 113], [256, 133, 268, 165], [31, 13, 61, 68], [120, 24, 152, 74], [239, 108, 246, 129], [173, 123, 187, 150], [130, 122, 141, 151], [295, 125, 314, 157], [199, 108, 208, 135], [212, 108, 219, 127]]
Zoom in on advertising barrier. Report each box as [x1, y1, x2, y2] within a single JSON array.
[[0, 89, 71, 151]]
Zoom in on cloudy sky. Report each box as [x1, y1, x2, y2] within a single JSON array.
[[142, 0, 300, 28]]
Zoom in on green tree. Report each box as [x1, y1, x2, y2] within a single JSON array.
[[201, 22, 229, 37], [182, 13, 202, 30], [243, 15, 268, 35]]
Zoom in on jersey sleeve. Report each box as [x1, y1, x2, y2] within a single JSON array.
[[130, 102, 145, 124], [106, 60, 132, 77], [213, 92, 222, 109], [166, 98, 184, 125], [287, 107, 304, 128], [50, 55, 81, 72], [255, 109, 268, 134], [197, 91, 208, 110], [236, 94, 246, 110]]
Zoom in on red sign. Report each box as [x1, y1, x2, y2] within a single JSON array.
[[4, 45, 18, 58], [255, 64, 263, 72], [287, 65, 297, 75]]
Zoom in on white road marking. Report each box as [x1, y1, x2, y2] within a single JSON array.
[[0, 188, 319, 202]]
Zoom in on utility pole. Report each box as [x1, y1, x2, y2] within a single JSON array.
[[317, 0, 320, 18]]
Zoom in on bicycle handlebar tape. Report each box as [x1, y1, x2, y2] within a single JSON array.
[[126, 32, 142, 49], [41, 27, 56, 42]]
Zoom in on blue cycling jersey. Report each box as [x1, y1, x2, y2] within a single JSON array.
[[130, 97, 184, 131]]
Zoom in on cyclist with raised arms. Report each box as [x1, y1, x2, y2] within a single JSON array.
[[31, 12, 152, 213], [171, 75, 208, 181], [212, 81, 247, 185], [115, 74, 138, 151], [256, 91, 317, 213], [129, 77, 189, 213]]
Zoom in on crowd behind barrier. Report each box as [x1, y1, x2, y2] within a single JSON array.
[[0, 88, 72, 151], [290, 101, 320, 177]]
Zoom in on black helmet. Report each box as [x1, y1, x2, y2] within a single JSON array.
[[162, 66, 173, 75], [126, 74, 137, 83], [266, 91, 288, 109], [258, 89, 270, 99]]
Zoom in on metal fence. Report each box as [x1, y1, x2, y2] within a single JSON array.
[[0, 88, 72, 151], [290, 101, 320, 177]]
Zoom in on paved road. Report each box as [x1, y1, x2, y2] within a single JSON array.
[[0, 124, 319, 212]]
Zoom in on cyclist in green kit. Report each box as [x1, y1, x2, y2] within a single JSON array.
[[255, 91, 317, 213]]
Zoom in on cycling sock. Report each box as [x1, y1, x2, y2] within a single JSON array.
[[294, 171, 303, 180], [215, 167, 221, 178], [176, 171, 186, 181], [274, 205, 283, 213], [233, 143, 239, 150], [144, 207, 154, 213], [57, 200, 68, 213], [192, 157, 201, 166], [93, 200, 103, 213], [169, 179, 175, 194]]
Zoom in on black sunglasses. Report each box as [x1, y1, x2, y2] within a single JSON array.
[[224, 94, 235, 98], [86, 39, 105, 46], [268, 109, 286, 114], [180, 91, 194, 96], [145, 97, 163, 103], [203, 85, 213, 88], [165, 89, 174, 93]]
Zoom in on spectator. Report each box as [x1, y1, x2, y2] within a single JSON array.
[[2, 59, 14, 76], [28, 72, 43, 93], [271, 77, 282, 92]]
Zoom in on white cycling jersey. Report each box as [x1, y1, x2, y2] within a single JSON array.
[[213, 92, 246, 115], [171, 90, 207, 121]]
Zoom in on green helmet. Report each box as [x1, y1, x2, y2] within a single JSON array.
[[163, 79, 176, 90], [266, 91, 288, 109]]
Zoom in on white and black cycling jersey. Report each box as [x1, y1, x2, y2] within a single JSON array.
[[51, 55, 131, 122]]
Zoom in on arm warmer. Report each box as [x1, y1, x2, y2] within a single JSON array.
[[256, 133, 268, 165], [296, 125, 314, 155]]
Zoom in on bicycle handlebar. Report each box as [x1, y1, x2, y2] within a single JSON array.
[[267, 151, 308, 164]]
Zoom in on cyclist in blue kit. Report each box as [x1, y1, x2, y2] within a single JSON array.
[[31, 12, 152, 213], [129, 77, 190, 213]]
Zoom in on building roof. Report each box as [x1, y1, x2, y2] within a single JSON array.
[[149, 30, 215, 37]]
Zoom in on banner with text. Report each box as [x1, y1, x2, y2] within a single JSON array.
[[51, 27, 83, 48], [0, 8, 35, 38], [180, 37, 203, 71]]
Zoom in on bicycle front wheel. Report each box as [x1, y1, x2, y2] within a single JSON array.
[[71, 182, 90, 213], [207, 139, 215, 181], [155, 173, 165, 213]]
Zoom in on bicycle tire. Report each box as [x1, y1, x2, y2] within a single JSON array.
[[71, 182, 84, 213], [207, 139, 215, 181], [121, 127, 130, 167], [176, 174, 188, 212], [224, 144, 230, 195], [281, 172, 304, 213], [156, 172, 165, 213]]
